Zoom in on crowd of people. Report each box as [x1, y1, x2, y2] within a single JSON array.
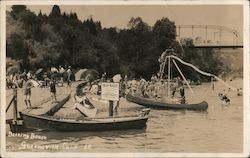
[[6, 65, 74, 109], [126, 75, 186, 103], [7, 65, 241, 111], [7, 64, 241, 111]]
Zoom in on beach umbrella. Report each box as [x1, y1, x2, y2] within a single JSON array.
[[75, 69, 99, 82], [83, 69, 99, 82], [113, 74, 122, 83], [51, 67, 58, 73], [7, 66, 19, 75], [35, 68, 43, 75], [75, 69, 88, 81]]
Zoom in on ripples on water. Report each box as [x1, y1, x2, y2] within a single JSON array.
[[6, 81, 243, 153]]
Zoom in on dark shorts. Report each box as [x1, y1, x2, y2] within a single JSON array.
[[50, 88, 56, 93], [24, 89, 31, 95]]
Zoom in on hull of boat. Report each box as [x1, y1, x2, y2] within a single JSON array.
[[126, 93, 208, 111], [19, 112, 148, 131]]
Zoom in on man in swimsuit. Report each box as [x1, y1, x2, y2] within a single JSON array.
[[24, 77, 33, 108], [50, 78, 57, 103]]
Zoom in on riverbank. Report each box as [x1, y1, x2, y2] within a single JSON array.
[[6, 77, 242, 121], [6, 78, 243, 152]]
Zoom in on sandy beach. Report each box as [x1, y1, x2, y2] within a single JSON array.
[[6, 77, 243, 121]]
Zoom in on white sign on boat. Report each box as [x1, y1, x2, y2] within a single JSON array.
[[101, 82, 119, 101]]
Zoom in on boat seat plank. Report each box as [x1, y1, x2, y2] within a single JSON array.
[[75, 103, 98, 118], [23, 94, 70, 116]]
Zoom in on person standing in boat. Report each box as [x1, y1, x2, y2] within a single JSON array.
[[171, 79, 178, 97], [179, 82, 185, 104]]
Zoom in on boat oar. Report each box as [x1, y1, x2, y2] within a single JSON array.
[[172, 59, 194, 94], [6, 96, 15, 112]]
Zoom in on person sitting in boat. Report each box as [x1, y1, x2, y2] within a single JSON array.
[[74, 85, 98, 117], [179, 83, 186, 104], [74, 86, 94, 109]]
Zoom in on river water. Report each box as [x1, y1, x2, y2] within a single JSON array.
[[6, 79, 243, 153]]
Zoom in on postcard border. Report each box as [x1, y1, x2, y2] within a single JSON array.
[[1, 0, 249, 157]]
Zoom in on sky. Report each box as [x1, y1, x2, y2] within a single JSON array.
[[7, 5, 243, 42]]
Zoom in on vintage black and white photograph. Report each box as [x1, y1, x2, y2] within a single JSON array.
[[1, 0, 249, 157]]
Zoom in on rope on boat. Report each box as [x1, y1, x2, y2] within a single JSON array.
[[168, 55, 240, 92]]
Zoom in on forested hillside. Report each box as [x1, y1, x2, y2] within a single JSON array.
[[7, 5, 232, 81]]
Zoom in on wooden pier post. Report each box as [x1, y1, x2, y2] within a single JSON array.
[[109, 101, 113, 117], [101, 82, 119, 117], [13, 88, 18, 121], [13, 88, 18, 132]]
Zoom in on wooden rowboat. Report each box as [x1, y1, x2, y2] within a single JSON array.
[[126, 93, 208, 111], [18, 109, 150, 131]]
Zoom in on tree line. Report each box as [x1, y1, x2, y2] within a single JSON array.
[[6, 5, 225, 81]]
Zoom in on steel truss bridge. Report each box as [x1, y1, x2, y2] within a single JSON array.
[[176, 25, 243, 48]]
